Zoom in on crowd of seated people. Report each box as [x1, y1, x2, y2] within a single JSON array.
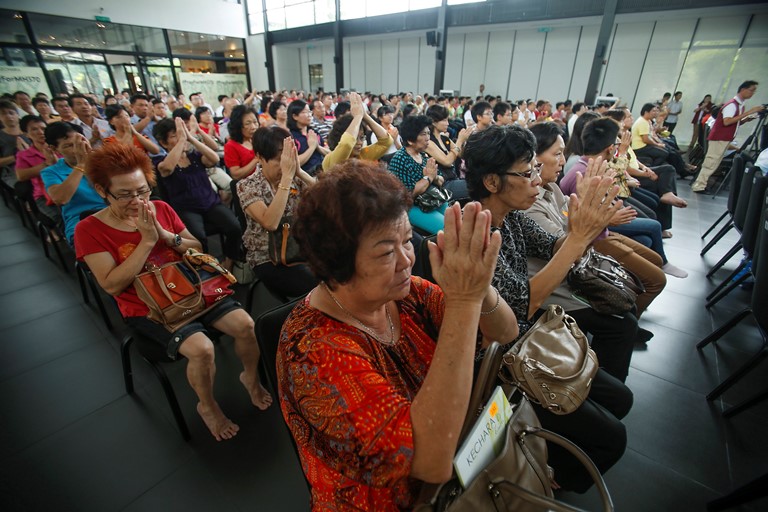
[[4, 82, 742, 509]]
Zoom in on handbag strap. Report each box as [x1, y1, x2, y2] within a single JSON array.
[[149, 263, 204, 310], [505, 427, 614, 512], [459, 341, 504, 441]]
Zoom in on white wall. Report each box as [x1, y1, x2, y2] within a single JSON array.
[[246, 35, 270, 91], [1, 0, 248, 37]]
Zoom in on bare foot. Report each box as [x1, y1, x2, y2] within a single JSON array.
[[240, 372, 273, 410], [660, 192, 688, 208], [196, 402, 240, 441], [662, 230, 673, 239]]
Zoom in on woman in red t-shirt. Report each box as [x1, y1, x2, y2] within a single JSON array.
[[74, 143, 272, 442], [195, 106, 220, 142], [223, 105, 259, 179]]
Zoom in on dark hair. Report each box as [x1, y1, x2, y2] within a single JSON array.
[[286, 99, 307, 131], [218, 94, 228, 103], [529, 122, 564, 155], [172, 107, 191, 121], [425, 104, 449, 123], [581, 118, 620, 156], [68, 93, 89, 107], [31, 97, 49, 108], [44, 121, 81, 146], [189, 92, 201, 100], [20, 115, 45, 133], [13, 91, 30, 100], [104, 104, 129, 129], [493, 101, 512, 122], [51, 97, 70, 108], [151, 98, 163, 106], [228, 105, 257, 144], [194, 106, 212, 122], [294, 159, 411, 286], [640, 103, 656, 116], [572, 102, 586, 114], [463, 125, 536, 201], [327, 114, 354, 150], [130, 93, 149, 105], [470, 101, 492, 122], [334, 101, 350, 118], [402, 104, 417, 119], [152, 118, 177, 145], [602, 109, 627, 124], [400, 115, 432, 145], [674, 91, 682, 96], [738, 80, 758, 92], [260, 95, 272, 113], [86, 142, 156, 192], [662, 92, 671, 99], [0, 99, 17, 112], [564, 111, 599, 158], [252, 125, 291, 161], [376, 105, 395, 119], [268, 100, 284, 120]]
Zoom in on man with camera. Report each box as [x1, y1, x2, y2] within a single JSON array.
[[692, 80, 765, 193]]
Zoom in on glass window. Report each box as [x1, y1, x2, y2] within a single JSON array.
[[339, 0, 442, 20], [314, 0, 336, 24], [285, 3, 316, 29], [40, 49, 112, 95], [447, 0, 485, 5], [267, 9, 288, 31], [0, 9, 30, 44], [0, 47, 37, 67], [340, 0, 366, 20], [168, 30, 244, 57], [249, 13, 266, 35], [410, 0, 442, 10], [27, 13, 166, 53]]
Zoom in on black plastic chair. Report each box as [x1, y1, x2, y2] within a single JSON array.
[[75, 260, 115, 331], [706, 182, 767, 307], [121, 332, 192, 441], [702, 165, 759, 266], [253, 298, 310, 491], [701, 154, 747, 243], [697, 194, 768, 407]]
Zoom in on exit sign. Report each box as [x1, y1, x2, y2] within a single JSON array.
[[95, 15, 111, 23]]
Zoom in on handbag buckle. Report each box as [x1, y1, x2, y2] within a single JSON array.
[[167, 282, 176, 289]]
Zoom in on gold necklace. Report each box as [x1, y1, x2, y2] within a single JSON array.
[[322, 283, 396, 346], [108, 207, 138, 232]]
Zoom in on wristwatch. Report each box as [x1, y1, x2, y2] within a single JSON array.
[[172, 233, 182, 247], [422, 175, 432, 183]]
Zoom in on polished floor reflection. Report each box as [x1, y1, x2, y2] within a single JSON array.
[[0, 184, 765, 511]]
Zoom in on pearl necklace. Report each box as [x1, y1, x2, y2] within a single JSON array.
[[322, 283, 396, 346]]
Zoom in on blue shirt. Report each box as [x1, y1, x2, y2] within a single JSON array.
[[131, 114, 158, 145], [41, 159, 105, 244]]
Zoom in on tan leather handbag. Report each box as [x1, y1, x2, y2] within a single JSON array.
[[500, 304, 599, 415], [415, 342, 613, 512]]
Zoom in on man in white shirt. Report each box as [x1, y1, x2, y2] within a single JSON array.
[[68, 94, 111, 146], [664, 91, 683, 133], [568, 102, 587, 136]]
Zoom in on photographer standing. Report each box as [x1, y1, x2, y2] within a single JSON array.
[[692, 80, 766, 193]]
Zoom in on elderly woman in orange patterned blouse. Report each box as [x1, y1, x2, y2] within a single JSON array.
[[277, 160, 518, 510]]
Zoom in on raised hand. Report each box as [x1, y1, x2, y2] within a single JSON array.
[[307, 129, 319, 149], [428, 202, 501, 305], [73, 134, 93, 167], [569, 173, 623, 242], [576, 157, 614, 199], [16, 137, 29, 152], [618, 131, 631, 157], [174, 117, 189, 145], [349, 92, 364, 119], [424, 158, 438, 181], [136, 198, 159, 244], [279, 136, 298, 182], [42, 144, 58, 166], [456, 128, 470, 146]]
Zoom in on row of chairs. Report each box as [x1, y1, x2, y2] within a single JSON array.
[[696, 153, 768, 511]]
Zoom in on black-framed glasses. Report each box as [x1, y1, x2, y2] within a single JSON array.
[[504, 162, 543, 181], [107, 188, 151, 203]]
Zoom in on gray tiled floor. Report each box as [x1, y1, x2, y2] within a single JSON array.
[[0, 181, 766, 511]]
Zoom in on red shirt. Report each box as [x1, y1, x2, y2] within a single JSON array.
[[74, 201, 186, 318], [278, 277, 445, 511], [223, 139, 255, 175]]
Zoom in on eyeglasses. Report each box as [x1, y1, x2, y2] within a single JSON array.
[[107, 188, 151, 203], [504, 162, 543, 181]]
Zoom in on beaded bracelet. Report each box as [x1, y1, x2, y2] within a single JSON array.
[[480, 287, 500, 316]]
